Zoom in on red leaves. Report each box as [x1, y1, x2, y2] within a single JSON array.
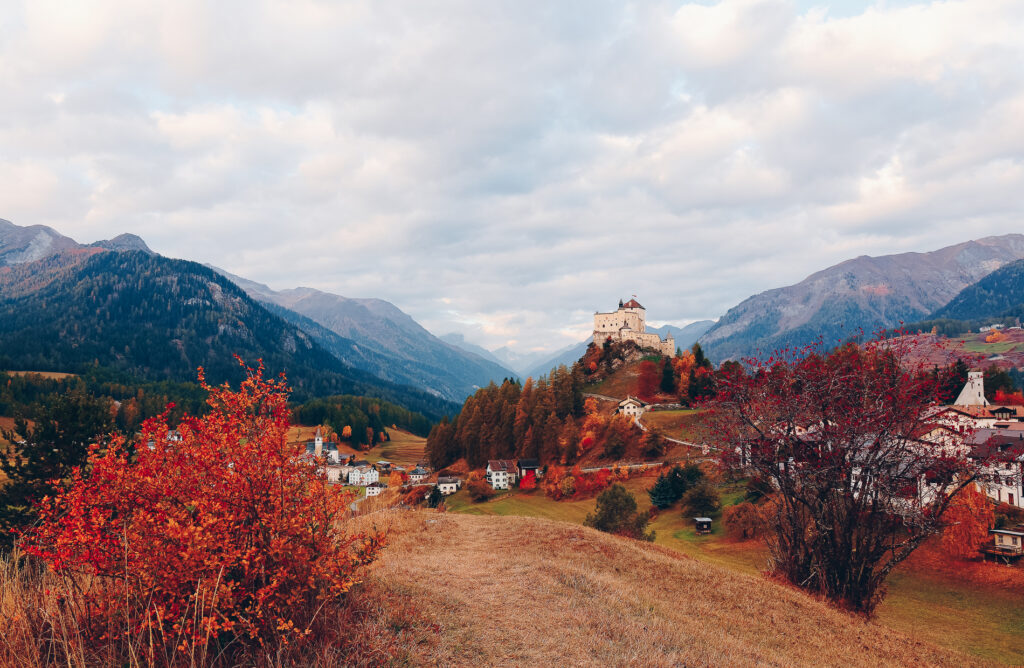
[[23, 359, 382, 655]]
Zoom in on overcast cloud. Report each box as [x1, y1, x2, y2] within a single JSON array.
[[1, 0, 1023, 353]]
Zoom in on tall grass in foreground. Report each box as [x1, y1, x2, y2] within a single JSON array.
[[0, 525, 437, 667]]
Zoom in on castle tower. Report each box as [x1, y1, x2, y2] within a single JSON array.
[[954, 371, 989, 407]]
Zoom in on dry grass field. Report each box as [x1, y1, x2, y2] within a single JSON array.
[[2, 371, 77, 380], [347, 510, 973, 667]]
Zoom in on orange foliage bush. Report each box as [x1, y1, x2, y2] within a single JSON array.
[[23, 360, 382, 658], [542, 465, 629, 501], [986, 330, 1007, 343], [940, 485, 994, 559]]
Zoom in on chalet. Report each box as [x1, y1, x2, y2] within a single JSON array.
[[348, 466, 380, 487], [437, 476, 461, 495], [365, 481, 386, 497], [616, 396, 648, 419], [486, 460, 519, 490], [983, 528, 1024, 564], [408, 466, 429, 483], [517, 458, 541, 479]]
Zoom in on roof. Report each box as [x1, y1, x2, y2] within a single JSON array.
[[990, 528, 1024, 537], [410, 467, 429, 475], [437, 476, 460, 484], [621, 298, 644, 309], [618, 396, 648, 407], [694, 517, 713, 522], [487, 459, 518, 472], [518, 458, 540, 468]]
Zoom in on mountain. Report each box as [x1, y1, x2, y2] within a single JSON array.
[[212, 269, 516, 402], [523, 320, 716, 380], [698, 234, 1024, 361], [0, 218, 81, 265], [0, 250, 457, 420], [89, 233, 153, 254], [929, 258, 1024, 321], [439, 333, 510, 370]]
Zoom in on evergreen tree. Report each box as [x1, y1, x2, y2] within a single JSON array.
[[647, 473, 678, 509], [691, 342, 712, 369], [660, 358, 677, 393], [0, 387, 114, 546], [426, 485, 444, 509]]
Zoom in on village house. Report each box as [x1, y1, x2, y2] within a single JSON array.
[[486, 460, 519, 490], [616, 396, 648, 419], [365, 481, 386, 497], [348, 465, 380, 487], [517, 458, 541, 480], [983, 527, 1024, 564], [437, 476, 461, 495], [408, 466, 429, 483]]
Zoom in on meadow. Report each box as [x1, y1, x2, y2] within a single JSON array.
[[446, 475, 1024, 664]]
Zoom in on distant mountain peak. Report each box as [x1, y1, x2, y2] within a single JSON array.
[[89, 233, 153, 254]]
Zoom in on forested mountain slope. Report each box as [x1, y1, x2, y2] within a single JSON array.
[[0, 251, 456, 418]]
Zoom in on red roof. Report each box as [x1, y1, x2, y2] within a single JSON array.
[[622, 298, 644, 309]]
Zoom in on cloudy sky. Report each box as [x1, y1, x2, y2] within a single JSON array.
[[2, 1, 1023, 353]]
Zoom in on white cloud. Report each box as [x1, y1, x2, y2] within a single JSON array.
[[0, 0, 1022, 353]]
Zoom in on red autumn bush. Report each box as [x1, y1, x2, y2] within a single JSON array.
[[519, 470, 537, 490], [22, 360, 382, 661]]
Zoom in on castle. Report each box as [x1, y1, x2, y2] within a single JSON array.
[[593, 298, 675, 356]]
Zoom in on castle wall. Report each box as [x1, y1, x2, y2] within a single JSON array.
[[593, 303, 675, 356]]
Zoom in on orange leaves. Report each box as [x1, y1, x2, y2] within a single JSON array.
[[986, 330, 1007, 343], [993, 389, 1024, 406], [940, 485, 994, 559], [23, 359, 381, 657]]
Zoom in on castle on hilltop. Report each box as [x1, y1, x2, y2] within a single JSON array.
[[593, 298, 675, 356]]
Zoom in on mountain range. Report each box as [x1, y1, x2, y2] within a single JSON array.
[[213, 269, 517, 400], [697, 234, 1024, 361], [930, 258, 1024, 322]]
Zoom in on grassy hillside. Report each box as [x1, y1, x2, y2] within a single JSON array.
[[442, 476, 1024, 664], [350, 510, 972, 666]]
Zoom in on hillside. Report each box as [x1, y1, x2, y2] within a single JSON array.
[[931, 258, 1024, 321], [351, 511, 971, 667], [0, 251, 457, 419], [0, 218, 152, 265], [699, 234, 1024, 361], [214, 269, 517, 402], [524, 320, 715, 380]]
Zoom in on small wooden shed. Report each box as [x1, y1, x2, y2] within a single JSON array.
[[694, 517, 712, 535]]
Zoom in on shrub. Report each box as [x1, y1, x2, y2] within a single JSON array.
[[682, 480, 721, 516], [22, 360, 382, 661], [402, 486, 430, 506], [519, 470, 537, 490], [723, 502, 765, 539], [466, 472, 494, 503], [584, 484, 654, 541]]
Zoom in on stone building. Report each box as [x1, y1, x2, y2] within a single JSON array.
[[593, 298, 675, 356]]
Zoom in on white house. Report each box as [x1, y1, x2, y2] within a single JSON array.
[[348, 466, 380, 487], [616, 396, 648, 419], [365, 481, 386, 497], [486, 460, 518, 490], [437, 476, 461, 495], [408, 466, 429, 483]]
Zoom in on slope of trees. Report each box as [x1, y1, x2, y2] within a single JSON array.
[[0, 251, 457, 419], [425, 366, 585, 468], [291, 394, 432, 447]]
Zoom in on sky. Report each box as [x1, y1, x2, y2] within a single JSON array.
[[1, 0, 1023, 354]]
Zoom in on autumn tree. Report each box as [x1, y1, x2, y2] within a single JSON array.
[[584, 483, 654, 541], [519, 470, 537, 490], [724, 502, 765, 539], [21, 360, 382, 659], [466, 471, 495, 503], [940, 485, 994, 559], [636, 360, 659, 402], [710, 337, 989, 615]]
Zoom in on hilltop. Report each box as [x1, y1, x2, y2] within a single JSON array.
[[349, 511, 971, 667]]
